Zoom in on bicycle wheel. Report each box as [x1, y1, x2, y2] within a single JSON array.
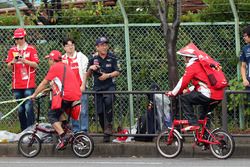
[[71, 132, 94, 158], [156, 130, 183, 158], [18, 132, 42, 158], [209, 129, 235, 159]]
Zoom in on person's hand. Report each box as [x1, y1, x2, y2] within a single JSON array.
[[165, 91, 174, 97], [20, 57, 27, 64], [30, 94, 36, 101], [89, 65, 100, 71], [243, 79, 250, 87], [98, 73, 109, 81], [80, 84, 86, 92], [182, 88, 189, 94]]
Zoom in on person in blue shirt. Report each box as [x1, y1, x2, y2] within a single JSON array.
[[240, 25, 250, 90], [86, 37, 121, 142]]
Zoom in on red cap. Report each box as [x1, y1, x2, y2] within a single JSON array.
[[45, 50, 62, 61], [13, 28, 26, 39]]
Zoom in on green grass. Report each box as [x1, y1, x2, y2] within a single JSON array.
[[0, 121, 20, 133]]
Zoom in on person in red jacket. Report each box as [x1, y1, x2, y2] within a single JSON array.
[[165, 45, 224, 131], [31, 50, 81, 150], [6, 28, 39, 131]]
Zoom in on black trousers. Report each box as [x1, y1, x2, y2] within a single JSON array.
[[95, 86, 115, 130], [180, 91, 219, 126]]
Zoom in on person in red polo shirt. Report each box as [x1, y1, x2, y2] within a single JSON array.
[[5, 28, 39, 131], [31, 50, 81, 150]]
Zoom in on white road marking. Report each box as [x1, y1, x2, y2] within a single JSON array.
[[0, 161, 162, 165]]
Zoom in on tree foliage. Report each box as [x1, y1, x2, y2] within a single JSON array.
[[0, 0, 249, 25]]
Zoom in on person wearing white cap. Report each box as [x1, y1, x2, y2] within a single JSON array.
[[165, 43, 224, 135], [5, 28, 39, 131]]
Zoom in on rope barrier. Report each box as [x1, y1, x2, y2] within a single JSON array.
[[0, 90, 49, 120], [0, 96, 31, 120]]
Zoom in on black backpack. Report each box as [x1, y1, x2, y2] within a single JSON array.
[[134, 83, 160, 142]]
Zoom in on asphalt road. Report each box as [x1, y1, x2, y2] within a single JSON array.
[[0, 157, 249, 167]]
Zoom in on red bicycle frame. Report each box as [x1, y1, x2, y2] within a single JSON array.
[[167, 116, 222, 146]]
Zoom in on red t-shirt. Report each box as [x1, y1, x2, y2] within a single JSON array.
[[62, 55, 82, 86], [6, 44, 39, 89], [45, 62, 81, 101]]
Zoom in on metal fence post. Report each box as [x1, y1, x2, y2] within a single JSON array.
[[13, 0, 24, 27], [222, 91, 228, 131], [229, 0, 244, 129], [118, 0, 134, 126]]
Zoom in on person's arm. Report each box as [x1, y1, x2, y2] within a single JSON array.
[[21, 58, 38, 68], [80, 72, 87, 92], [6, 50, 16, 70], [98, 56, 121, 81], [86, 66, 95, 77], [31, 79, 49, 98], [21, 46, 39, 68], [7, 60, 16, 70], [166, 65, 195, 96], [80, 53, 89, 92], [241, 62, 249, 86], [98, 71, 120, 81]]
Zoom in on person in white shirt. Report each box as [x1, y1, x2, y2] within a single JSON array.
[[62, 37, 89, 133]]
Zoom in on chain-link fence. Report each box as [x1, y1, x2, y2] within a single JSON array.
[[0, 22, 245, 132]]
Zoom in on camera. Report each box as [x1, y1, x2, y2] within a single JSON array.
[[95, 65, 102, 74], [15, 55, 22, 60]]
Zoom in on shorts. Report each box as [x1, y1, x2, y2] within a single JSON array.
[[48, 100, 73, 124]]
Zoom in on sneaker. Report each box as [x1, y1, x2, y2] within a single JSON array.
[[56, 133, 71, 150], [104, 124, 113, 135], [56, 138, 68, 150], [182, 125, 200, 132]]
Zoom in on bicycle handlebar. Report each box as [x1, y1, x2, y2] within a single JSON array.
[[35, 88, 51, 100]]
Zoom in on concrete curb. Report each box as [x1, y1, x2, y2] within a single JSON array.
[[0, 140, 248, 158]]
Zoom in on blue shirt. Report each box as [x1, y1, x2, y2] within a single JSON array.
[[88, 52, 121, 91], [240, 44, 250, 81]]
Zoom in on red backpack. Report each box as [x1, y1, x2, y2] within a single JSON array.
[[196, 49, 228, 89]]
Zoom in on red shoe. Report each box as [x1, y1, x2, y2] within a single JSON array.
[[183, 125, 200, 132], [56, 134, 71, 150], [56, 139, 68, 150]]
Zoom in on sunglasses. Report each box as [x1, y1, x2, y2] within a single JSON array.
[[14, 38, 24, 40]]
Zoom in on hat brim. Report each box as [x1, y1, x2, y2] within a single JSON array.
[[176, 51, 197, 58], [96, 41, 109, 46], [13, 36, 25, 39]]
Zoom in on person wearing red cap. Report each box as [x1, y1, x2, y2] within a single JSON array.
[[5, 28, 39, 131], [165, 43, 223, 134], [31, 50, 81, 150]]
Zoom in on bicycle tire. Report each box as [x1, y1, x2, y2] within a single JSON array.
[[18, 132, 42, 158], [71, 132, 94, 158], [209, 129, 235, 159], [156, 130, 183, 158]]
